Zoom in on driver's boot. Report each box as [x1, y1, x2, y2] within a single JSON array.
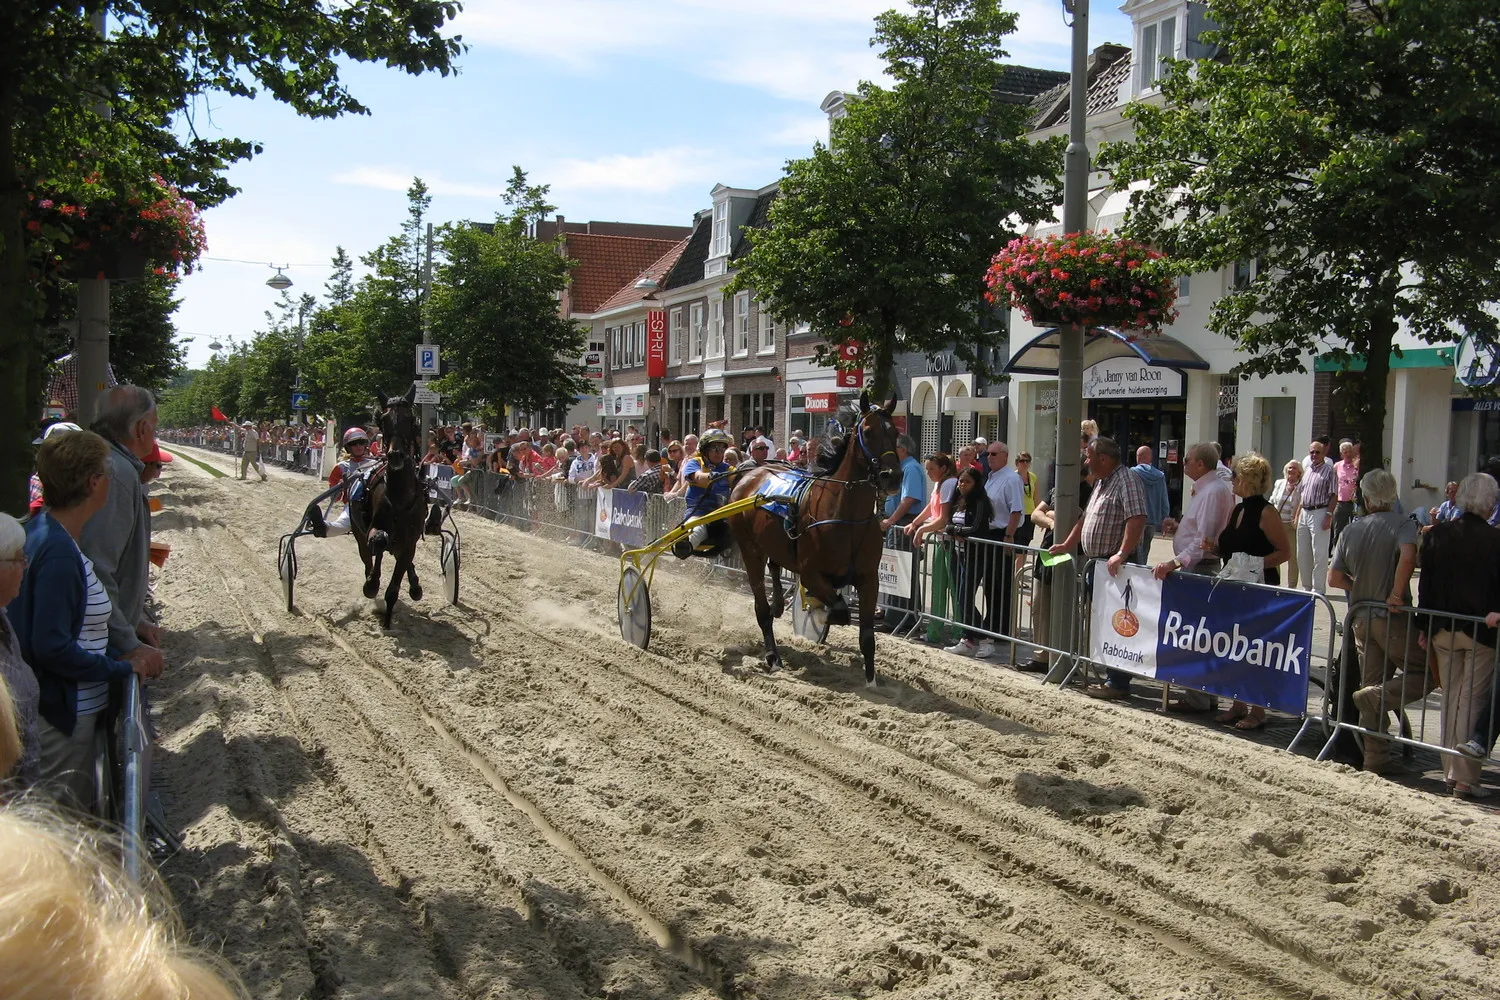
[[424, 504, 444, 536], [305, 503, 328, 538]]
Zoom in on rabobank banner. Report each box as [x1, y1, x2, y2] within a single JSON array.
[[1090, 564, 1314, 715], [594, 488, 647, 547], [609, 489, 646, 548]]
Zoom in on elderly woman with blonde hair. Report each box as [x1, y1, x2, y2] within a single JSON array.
[[1209, 451, 1291, 729], [0, 512, 39, 789]]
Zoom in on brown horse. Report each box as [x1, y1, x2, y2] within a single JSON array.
[[351, 385, 429, 628], [728, 392, 902, 685]]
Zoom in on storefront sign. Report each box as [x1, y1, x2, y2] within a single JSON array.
[[646, 310, 666, 378], [804, 392, 837, 413], [877, 548, 913, 597], [835, 340, 865, 389], [1451, 397, 1500, 411], [1091, 564, 1314, 715], [584, 350, 604, 379], [1082, 357, 1184, 399], [607, 393, 648, 417]]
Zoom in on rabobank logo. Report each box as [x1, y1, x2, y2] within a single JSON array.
[[1111, 579, 1140, 637]]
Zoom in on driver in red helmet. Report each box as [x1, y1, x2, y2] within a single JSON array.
[[306, 427, 380, 538]]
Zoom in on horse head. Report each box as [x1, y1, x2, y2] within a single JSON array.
[[855, 390, 903, 495], [375, 385, 421, 472]]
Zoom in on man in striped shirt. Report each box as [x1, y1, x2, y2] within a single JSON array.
[[1296, 439, 1339, 594]]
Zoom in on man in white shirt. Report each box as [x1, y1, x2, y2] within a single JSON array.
[[1150, 442, 1235, 709], [1156, 442, 1235, 581]]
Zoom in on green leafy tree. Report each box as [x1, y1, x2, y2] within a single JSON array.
[[729, 0, 1063, 393], [301, 181, 431, 419], [1098, 0, 1500, 473], [108, 272, 187, 394], [0, 1, 463, 511], [428, 168, 590, 413]]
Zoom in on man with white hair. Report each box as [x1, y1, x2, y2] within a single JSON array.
[[80, 385, 164, 677], [239, 420, 265, 481], [1328, 468, 1425, 774]]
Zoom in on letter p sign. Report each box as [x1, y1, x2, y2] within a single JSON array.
[[416, 344, 441, 376]]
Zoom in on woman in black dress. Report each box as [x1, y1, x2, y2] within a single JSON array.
[[1211, 451, 1292, 728], [945, 466, 996, 641]]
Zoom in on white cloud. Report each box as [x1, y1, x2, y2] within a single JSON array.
[[764, 114, 833, 149], [330, 166, 504, 200], [549, 146, 740, 194]]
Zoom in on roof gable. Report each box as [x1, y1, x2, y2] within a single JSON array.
[[564, 233, 687, 313]]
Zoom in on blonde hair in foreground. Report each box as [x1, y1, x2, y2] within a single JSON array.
[[0, 673, 19, 780], [0, 806, 244, 1000]]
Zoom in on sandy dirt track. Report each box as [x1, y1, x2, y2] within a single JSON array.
[[146, 448, 1500, 999]]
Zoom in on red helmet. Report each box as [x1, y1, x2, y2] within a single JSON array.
[[343, 427, 370, 447]]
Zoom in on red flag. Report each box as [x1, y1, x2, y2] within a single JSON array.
[[211, 405, 228, 422]]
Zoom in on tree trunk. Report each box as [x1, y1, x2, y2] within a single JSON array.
[[0, 84, 38, 515], [1354, 292, 1398, 478], [868, 320, 897, 400]]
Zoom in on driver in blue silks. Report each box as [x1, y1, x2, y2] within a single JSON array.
[[673, 428, 734, 558]]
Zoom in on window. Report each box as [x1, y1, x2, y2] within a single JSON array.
[[740, 392, 775, 436], [1230, 259, 1262, 291], [709, 298, 724, 358], [793, 320, 812, 336], [634, 321, 646, 367], [675, 396, 703, 438], [670, 308, 683, 365], [711, 200, 730, 257], [609, 326, 620, 369], [1177, 274, 1191, 304], [759, 304, 777, 354], [1138, 16, 1177, 91], [690, 303, 705, 360], [734, 293, 750, 356]]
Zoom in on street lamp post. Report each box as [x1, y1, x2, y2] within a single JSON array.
[[1048, 0, 1090, 681]]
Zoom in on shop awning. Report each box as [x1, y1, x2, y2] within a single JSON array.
[[1002, 327, 1211, 376], [1312, 347, 1455, 373]]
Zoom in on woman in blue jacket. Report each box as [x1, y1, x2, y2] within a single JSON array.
[[8, 430, 159, 814]]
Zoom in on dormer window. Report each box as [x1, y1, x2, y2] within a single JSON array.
[[711, 200, 730, 257], [1137, 14, 1177, 91]]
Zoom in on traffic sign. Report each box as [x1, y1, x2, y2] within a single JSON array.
[[416, 344, 441, 377], [290, 392, 310, 410]]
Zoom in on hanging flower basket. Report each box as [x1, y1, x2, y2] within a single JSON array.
[[27, 175, 207, 280], [984, 231, 1178, 333]]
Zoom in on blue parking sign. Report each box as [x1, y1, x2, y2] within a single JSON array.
[[416, 344, 440, 376]]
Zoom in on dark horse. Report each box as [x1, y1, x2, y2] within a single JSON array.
[[728, 392, 902, 685], [351, 385, 429, 629]]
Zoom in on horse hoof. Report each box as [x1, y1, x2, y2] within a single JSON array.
[[771, 601, 786, 619], [766, 654, 782, 674], [363, 581, 380, 599], [865, 677, 878, 689], [410, 584, 423, 601]]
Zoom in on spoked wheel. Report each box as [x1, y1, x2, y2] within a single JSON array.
[[791, 580, 831, 645], [440, 532, 460, 606], [278, 536, 297, 613], [618, 566, 652, 649]]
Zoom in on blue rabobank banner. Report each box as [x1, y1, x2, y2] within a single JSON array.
[[1091, 564, 1314, 715], [608, 489, 646, 548]]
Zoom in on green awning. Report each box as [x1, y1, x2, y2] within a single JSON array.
[[1313, 347, 1455, 373]]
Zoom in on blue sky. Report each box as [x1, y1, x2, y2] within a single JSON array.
[[172, 0, 1133, 369]]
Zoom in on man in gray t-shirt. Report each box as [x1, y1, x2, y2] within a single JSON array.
[[1328, 469, 1427, 773]]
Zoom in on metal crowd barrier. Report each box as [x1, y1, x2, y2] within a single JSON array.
[[1297, 601, 1499, 771], [120, 676, 149, 882]]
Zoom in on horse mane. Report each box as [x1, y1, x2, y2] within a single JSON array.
[[812, 431, 850, 474]]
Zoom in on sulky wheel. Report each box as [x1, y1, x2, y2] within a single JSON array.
[[617, 567, 652, 649], [791, 579, 831, 645], [440, 531, 460, 606], [278, 537, 297, 613]]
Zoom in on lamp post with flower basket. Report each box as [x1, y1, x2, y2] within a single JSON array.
[[27, 175, 207, 422]]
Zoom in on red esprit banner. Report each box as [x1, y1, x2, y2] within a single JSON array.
[[646, 310, 667, 378], [835, 340, 864, 389]]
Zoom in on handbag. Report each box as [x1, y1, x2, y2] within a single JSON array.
[[1217, 552, 1264, 583]]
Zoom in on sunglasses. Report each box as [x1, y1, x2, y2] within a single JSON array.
[[986, 450, 1003, 457], [752, 445, 769, 451]]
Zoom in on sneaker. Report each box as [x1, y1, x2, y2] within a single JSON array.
[[1454, 782, 1491, 800], [974, 640, 997, 659], [304, 504, 328, 538], [1456, 739, 1489, 760], [944, 639, 977, 657], [1017, 658, 1050, 673], [1084, 684, 1130, 701]]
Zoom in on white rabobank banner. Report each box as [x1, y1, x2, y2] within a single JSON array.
[[595, 488, 613, 540], [1091, 563, 1315, 714]]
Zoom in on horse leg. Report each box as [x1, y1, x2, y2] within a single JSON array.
[[743, 548, 782, 673], [407, 559, 423, 601], [769, 563, 786, 618], [382, 548, 408, 629], [364, 529, 386, 599], [856, 570, 878, 687]]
